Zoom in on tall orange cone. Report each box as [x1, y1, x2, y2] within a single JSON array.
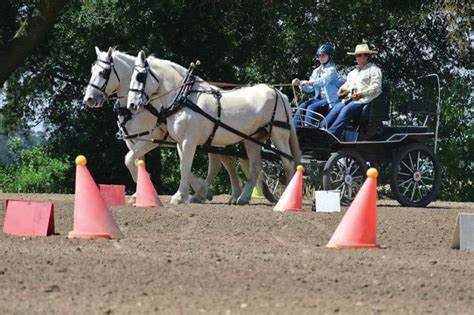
[[135, 160, 163, 208], [326, 168, 378, 248], [68, 155, 124, 239], [273, 165, 304, 212]]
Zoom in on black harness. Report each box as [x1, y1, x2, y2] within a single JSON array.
[[127, 62, 294, 161], [87, 57, 121, 97]]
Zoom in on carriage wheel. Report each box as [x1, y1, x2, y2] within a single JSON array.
[[261, 159, 287, 203], [323, 150, 368, 205], [390, 143, 441, 207]]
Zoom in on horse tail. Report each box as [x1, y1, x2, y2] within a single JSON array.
[[276, 89, 301, 166]]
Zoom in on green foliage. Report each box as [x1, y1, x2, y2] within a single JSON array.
[[0, 0, 471, 200], [0, 137, 70, 193], [436, 79, 473, 201]]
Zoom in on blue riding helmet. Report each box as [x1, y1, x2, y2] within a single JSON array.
[[316, 44, 334, 57]]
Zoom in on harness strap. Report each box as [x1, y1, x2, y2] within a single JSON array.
[[182, 98, 294, 161], [272, 120, 291, 130], [267, 89, 280, 136], [204, 90, 222, 146]]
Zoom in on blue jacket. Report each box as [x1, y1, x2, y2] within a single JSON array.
[[302, 61, 341, 105]]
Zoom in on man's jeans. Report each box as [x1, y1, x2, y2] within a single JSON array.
[[293, 98, 328, 126], [326, 101, 364, 137]]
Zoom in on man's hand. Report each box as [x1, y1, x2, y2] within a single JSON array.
[[292, 78, 300, 86], [337, 87, 348, 97], [351, 92, 363, 100], [300, 80, 310, 86]]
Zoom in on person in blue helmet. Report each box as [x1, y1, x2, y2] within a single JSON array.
[[292, 44, 342, 127]]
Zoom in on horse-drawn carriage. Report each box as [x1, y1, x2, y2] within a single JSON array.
[[84, 48, 441, 208], [261, 76, 442, 208]]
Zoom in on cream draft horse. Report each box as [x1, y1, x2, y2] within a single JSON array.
[[127, 51, 301, 205], [83, 47, 244, 203]]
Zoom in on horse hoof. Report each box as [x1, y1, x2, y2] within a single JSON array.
[[236, 197, 250, 205], [189, 194, 204, 203], [206, 191, 214, 201]]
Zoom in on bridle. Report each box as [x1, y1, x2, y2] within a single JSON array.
[[128, 60, 160, 104], [87, 57, 121, 98], [118, 60, 196, 143]]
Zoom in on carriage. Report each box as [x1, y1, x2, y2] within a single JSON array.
[[88, 49, 441, 207], [261, 75, 442, 208]]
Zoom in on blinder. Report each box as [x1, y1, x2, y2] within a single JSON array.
[[136, 71, 147, 84], [87, 57, 120, 96]]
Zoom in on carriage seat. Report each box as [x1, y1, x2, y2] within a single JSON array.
[[343, 83, 391, 141], [360, 82, 391, 126]]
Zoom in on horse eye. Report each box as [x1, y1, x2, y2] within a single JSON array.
[[136, 72, 147, 83]]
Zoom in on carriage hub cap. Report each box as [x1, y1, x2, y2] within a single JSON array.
[[344, 175, 353, 185], [413, 171, 422, 182]]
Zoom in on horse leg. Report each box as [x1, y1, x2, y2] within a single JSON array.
[[189, 153, 221, 203], [237, 142, 262, 205], [171, 139, 197, 205], [219, 155, 242, 205], [270, 129, 295, 184]]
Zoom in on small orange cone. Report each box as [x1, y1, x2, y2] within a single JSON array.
[[68, 155, 124, 239], [327, 168, 378, 248], [135, 160, 163, 208], [273, 165, 304, 212]]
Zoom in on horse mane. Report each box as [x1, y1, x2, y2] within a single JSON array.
[[147, 55, 219, 90], [112, 50, 136, 64]]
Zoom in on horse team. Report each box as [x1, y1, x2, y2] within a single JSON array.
[[83, 47, 301, 205]]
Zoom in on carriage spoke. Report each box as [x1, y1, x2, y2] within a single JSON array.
[[411, 181, 417, 201], [408, 153, 415, 171], [340, 185, 346, 198], [347, 159, 355, 172], [399, 177, 412, 186], [401, 160, 413, 173], [402, 180, 413, 197], [350, 165, 361, 176], [417, 184, 424, 200]]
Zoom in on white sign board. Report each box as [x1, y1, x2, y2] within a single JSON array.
[[452, 212, 474, 251], [314, 190, 341, 213]]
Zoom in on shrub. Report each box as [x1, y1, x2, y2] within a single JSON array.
[[0, 137, 70, 193]]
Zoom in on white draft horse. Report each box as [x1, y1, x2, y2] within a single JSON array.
[[127, 51, 301, 205], [83, 47, 244, 203]]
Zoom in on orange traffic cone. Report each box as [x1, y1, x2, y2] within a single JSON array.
[[273, 165, 304, 212], [135, 160, 163, 208], [68, 155, 124, 239], [326, 168, 378, 248]]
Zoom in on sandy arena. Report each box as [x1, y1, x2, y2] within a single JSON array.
[[0, 193, 473, 314]]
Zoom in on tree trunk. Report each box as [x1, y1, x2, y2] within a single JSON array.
[[0, 0, 68, 86]]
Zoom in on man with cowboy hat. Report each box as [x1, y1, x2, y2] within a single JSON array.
[[292, 44, 342, 126], [324, 43, 382, 138]]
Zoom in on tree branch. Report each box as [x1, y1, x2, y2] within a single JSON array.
[[0, 0, 69, 86]]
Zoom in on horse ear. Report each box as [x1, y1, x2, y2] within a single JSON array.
[[138, 50, 146, 64], [95, 46, 101, 56], [106, 47, 113, 57]]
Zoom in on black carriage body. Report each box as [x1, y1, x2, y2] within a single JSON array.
[[262, 80, 442, 207], [296, 126, 434, 185]]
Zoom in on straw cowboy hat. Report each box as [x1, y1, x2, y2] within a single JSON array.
[[347, 44, 377, 55]]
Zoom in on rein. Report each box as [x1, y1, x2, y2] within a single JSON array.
[[127, 61, 294, 160]]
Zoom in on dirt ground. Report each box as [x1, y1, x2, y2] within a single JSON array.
[[0, 193, 473, 314]]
